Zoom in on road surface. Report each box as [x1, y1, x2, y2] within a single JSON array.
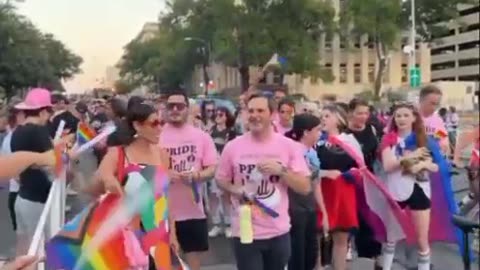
[[0, 172, 477, 270]]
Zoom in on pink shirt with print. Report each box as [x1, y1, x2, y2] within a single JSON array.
[[160, 124, 218, 221], [423, 113, 449, 149], [215, 132, 310, 240]]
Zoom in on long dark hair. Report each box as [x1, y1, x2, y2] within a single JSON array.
[[285, 113, 320, 142], [201, 100, 215, 125], [391, 103, 428, 148], [117, 101, 157, 146], [216, 106, 235, 129]]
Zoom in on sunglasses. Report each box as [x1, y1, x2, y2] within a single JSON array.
[[145, 119, 165, 128], [206, 109, 215, 113], [216, 112, 225, 117], [166, 103, 187, 111]]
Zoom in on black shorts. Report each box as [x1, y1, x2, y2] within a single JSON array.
[[175, 218, 209, 253], [398, 183, 431, 211]]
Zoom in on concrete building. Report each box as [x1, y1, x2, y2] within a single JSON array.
[[431, 4, 480, 82], [205, 0, 431, 101]]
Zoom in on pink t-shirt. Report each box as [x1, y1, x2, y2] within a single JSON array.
[[423, 113, 448, 147], [273, 121, 292, 135], [160, 124, 218, 221], [215, 132, 310, 240]]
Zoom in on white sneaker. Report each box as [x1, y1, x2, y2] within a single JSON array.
[[67, 185, 78, 196], [225, 227, 232, 238], [346, 245, 353, 261], [208, 226, 223, 237]]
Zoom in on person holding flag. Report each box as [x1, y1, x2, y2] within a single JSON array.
[[379, 102, 460, 270]]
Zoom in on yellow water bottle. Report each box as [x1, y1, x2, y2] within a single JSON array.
[[239, 204, 253, 244]]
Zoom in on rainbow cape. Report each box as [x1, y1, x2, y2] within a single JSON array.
[[46, 165, 172, 270], [77, 122, 97, 146]]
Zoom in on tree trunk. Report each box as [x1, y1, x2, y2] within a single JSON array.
[[202, 63, 209, 96], [239, 66, 249, 93], [374, 41, 387, 100]]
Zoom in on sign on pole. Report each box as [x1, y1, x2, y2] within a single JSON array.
[[409, 67, 421, 88]]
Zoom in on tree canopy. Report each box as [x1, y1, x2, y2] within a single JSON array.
[[0, 3, 82, 97], [119, 0, 335, 92], [340, 0, 474, 98]]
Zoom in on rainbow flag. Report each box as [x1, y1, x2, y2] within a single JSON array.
[[434, 129, 448, 140], [46, 165, 172, 270], [77, 122, 97, 146]]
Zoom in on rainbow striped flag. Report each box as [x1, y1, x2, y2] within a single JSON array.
[[76, 122, 97, 146], [46, 165, 172, 270]]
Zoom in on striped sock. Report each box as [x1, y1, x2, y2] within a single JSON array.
[[418, 251, 431, 270], [382, 242, 396, 270]]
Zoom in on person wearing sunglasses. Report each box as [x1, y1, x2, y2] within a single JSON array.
[[200, 100, 216, 132], [160, 90, 218, 270], [207, 107, 237, 238]]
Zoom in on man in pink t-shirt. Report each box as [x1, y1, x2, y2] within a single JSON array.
[[215, 93, 311, 270], [418, 85, 449, 154], [160, 91, 218, 270]]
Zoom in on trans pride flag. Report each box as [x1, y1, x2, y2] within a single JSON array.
[[379, 132, 462, 252], [46, 165, 172, 270]]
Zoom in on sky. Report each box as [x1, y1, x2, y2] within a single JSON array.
[[17, 0, 165, 93]]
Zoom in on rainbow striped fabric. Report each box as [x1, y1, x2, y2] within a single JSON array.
[[76, 122, 97, 146], [46, 165, 172, 270]]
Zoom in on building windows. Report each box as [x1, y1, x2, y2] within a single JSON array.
[[458, 40, 480, 51], [325, 33, 333, 49], [459, 5, 480, 16], [354, 64, 361, 83], [431, 45, 456, 55], [459, 75, 480, 81], [459, 58, 480, 67], [401, 64, 408, 83], [431, 61, 456, 71], [368, 64, 375, 83], [459, 23, 480, 33], [339, 64, 347, 83]]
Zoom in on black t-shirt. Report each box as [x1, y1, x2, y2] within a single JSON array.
[[317, 143, 358, 172], [347, 125, 378, 172], [49, 110, 80, 137], [210, 125, 236, 153], [11, 123, 53, 203]]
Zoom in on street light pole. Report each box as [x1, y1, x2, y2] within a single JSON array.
[[184, 37, 211, 96], [410, 0, 416, 71]]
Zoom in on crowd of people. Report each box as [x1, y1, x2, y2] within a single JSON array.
[[0, 84, 478, 270]]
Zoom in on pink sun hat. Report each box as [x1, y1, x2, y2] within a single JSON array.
[[15, 88, 53, 110]]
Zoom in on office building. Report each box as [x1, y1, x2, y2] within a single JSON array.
[[431, 4, 479, 82]]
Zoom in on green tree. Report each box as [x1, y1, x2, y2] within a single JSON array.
[[0, 3, 82, 97], [113, 79, 134, 95], [340, 0, 474, 99], [163, 0, 335, 91]]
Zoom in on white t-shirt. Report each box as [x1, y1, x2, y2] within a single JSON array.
[[385, 137, 431, 202], [1, 131, 19, 192]]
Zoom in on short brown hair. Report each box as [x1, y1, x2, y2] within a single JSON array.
[[348, 98, 369, 112], [247, 93, 276, 113], [419, 85, 442, 100]]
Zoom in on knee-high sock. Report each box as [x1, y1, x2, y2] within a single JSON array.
[[382, 242, 396, 270], [418, 250, 431, 270]]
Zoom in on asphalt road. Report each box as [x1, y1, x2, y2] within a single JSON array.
[[0, 170, 477, 270]]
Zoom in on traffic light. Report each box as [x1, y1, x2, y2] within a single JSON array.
[[409, 67, 421, 88]]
